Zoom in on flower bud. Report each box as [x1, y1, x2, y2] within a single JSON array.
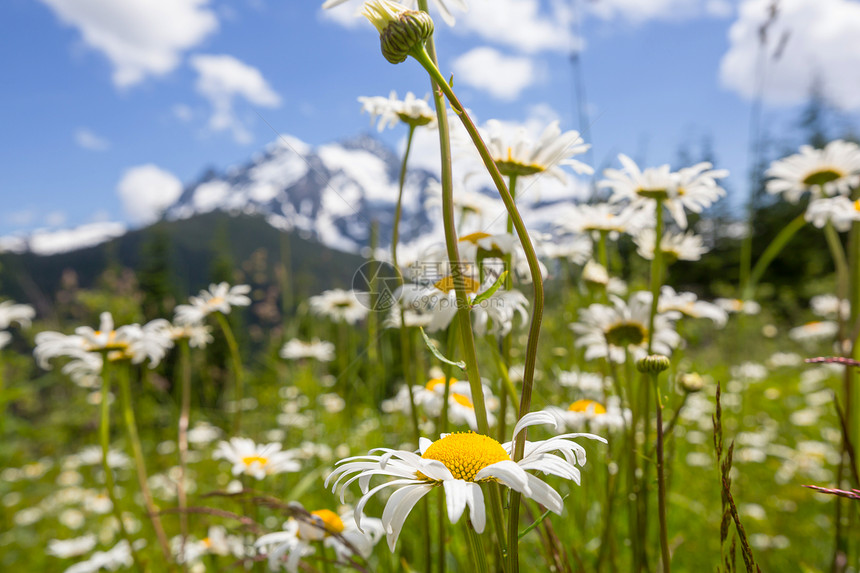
[[636, 354, 670, 374], [362, 0, 434, 64], [677, 372, 705, 393]]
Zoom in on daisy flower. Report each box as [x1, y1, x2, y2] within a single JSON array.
[[633, 228, 708, 262], [472, 287, 529, 336], [386, 283, 458, 331], [167, 322, 214, 349], [255, 504, 384, 573], [601, 154, 727, 229], [804, 196, 860, 232], [766, 139, 860, 203], [788, 321, 839, 344], [810, 294, 850, 320], [214, 438, 300, 480], [389, 375, 498, 430], [65, 540, 134, 573], [557, 370, 607, 396], [172, 526, 244, 565], [714, 298, 761, 316], [323, 0, 467, 26], [326, 411, 605, 550], [34, 312, 173, 369], [174, 282, 251, 325], [280, 338, 336, 362], [652, 286, 728, 328], [0, 300, 35, 330], [480, 119, 592, 183], [571, 292, 682, 363], [538, 233, 593, 266], [358, 91, 435, 131], [558, 202, 648, 240], [309, 289, 370, 325], [545, 396, 630, 432], [47, 534, 97, 559]]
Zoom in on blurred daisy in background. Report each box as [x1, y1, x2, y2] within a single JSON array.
[[309, 289, 370, 325], [358, 91, 435, 131], [571, 293, 681, 363], [256, 503, 384, 572], [174, 282, 251, 325], [214, 438, 300, 480], [280, 338, 336, 362], [766, 139, 860, 203], [634, 229, 708, 263]]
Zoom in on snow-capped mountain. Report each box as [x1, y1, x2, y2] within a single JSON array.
[[164, 132, 591, 260], [166, 134, 443, 255]]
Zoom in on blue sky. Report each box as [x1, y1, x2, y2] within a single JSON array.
[[3, 0, 860, 239]]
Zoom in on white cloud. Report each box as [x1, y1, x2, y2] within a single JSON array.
[[172, 104, 194, 122], [38, 0, 218, 87], [27, 222, 127, 255], [452, 47, 537, 100], [75, 128, 110, 151], [720, 0, 860, 110], [45, 211, 68, 227], [319, 1, 363, 28], [587, 0, 733, 23], [116, 164, 183, 225], [459, 0, 579, 53], [189, 54, 281, 144]]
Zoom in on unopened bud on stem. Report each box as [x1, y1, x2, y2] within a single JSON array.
[[637, 354, 671, 374], [362, 0, 434, 64]]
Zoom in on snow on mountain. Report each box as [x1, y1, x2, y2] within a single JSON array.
[[0, 222, 127, 256], [166, 133, 443, 255], [165, 133, 592, 261]]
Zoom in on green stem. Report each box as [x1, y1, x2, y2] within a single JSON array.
[[412, 23, 507, 570], [651, 372, 671, 573], [215, 312, 245, 435], [742, 212, 806, 300], [318, 540, 334, 573], [598, 231, 609, 271], [117, 363, 173, 566], [393, 124, 417, 271], [410, 45, 545, 572], [0, 351, 5, 436], [646, 199, 664, 354], [177, 340, 192, 568], [848, 208, 860, 483], [464, 520, 489, 573], [99, 361, 144, 573]]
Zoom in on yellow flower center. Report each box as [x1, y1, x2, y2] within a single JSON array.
[[802, 168, 843, 187], [568, 399, 607, 414], [605, 321, 648, 347], [451, 393, 474, 409], [202, 537, 212, 549], [421, 432, 510, 482], [459, 231, 492, 244], [91, 330, 129, 352], [495, 148, 544, 177], [242, 455, 268, 467], [854, 199, 860, 212], [311, 509, 345, 535], [426, 376, 455, 391], [434, 275, 481, 294], [209, 296, 224, 305]]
